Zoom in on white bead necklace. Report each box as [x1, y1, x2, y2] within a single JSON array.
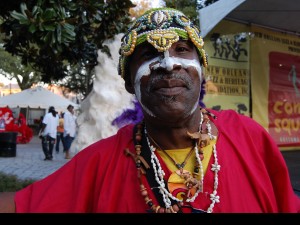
[[145, 110, 221, 213]]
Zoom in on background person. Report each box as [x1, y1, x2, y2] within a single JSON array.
[[63, 105, 77, 159], [55, 112, 65, 154], [0, 8, 299, 213], [39, 106, 59, 161]]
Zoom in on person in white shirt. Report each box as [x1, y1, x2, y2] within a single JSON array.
[[63, 104, 77, 159], [39, 106, 59, 160]]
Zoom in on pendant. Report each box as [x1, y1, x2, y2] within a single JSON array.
[[167, 170, 197, 201], [176, 170, 202, 193]]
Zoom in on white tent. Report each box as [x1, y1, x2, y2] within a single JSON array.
[[0, 86, 79, 126], [0, 86, 79, 111]]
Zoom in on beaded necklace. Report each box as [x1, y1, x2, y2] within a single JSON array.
[[127, 109, 220, 213], [147, 133, 195, 171], [145, 128, 204, 205]]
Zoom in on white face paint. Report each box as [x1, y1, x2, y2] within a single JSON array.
[[134, 57, 160, 117], [134, 50, 202, 117]]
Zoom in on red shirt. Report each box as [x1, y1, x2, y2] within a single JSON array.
[[15, 109, 300, 212]]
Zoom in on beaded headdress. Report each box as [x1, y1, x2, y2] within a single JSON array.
[[118, 8, 208, 79]]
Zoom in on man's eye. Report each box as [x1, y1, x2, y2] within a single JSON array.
[[176, 46, 189, 52], [141, 50, 157, 59], [177, 47, 187, 52]]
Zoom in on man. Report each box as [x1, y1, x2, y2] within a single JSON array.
[[39, 106, 59, 160], [63, 105, 77, 159], [0, 8, 299, 213]]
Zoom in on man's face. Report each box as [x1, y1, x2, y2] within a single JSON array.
[[128, 40, 202, 121]]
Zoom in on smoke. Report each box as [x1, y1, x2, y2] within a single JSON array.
[[71, 33, 135, 154]]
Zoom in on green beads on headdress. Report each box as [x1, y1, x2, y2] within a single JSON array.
[[118, 8, 208, 79]]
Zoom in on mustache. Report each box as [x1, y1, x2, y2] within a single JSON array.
[[147, 73, 193, 91]]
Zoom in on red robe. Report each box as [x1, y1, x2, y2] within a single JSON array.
[[15, 109, 300, 212]]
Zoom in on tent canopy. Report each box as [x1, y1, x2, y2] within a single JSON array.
[[225, 0, 300, 35], [199, 0, 300, 38], [0, 86, 79, 112]]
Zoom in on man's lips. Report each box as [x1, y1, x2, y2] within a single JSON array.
[[151, 79, 187, 96]]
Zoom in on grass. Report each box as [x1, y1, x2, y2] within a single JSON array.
[[0, 171, 36, 192]]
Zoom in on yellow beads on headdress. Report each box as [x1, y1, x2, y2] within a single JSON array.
[[185, 26, 207, 67], [120, 30, 137, 56], [186, 26, 204, 49], [147, 29, 179, 52]]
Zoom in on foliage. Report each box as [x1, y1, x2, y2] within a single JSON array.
[[164, 0, 219, 27], [57, 64, 94, 99], [0, 0, 135, 98], [165, 0, 199, 26], [0, 48, 42, 90], [196, 0, 219, 9], [0, 171, 36, 192]]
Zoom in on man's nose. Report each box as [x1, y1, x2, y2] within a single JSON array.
[[156, 52, 182, 71]]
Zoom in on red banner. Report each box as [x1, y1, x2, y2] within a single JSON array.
[[268, 52, 300, 147]]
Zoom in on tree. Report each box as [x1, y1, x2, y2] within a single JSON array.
[[164, 0, 219, 27], [0, 47, 42, 90], [165, 0, 199, 26], [0, 0, 135, 99], [1, 15, 41, 89], [196, 0, 219, 9]]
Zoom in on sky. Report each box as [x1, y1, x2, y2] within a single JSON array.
[[0, 74, 17, 85]]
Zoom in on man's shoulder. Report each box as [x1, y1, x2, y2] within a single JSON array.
[[208, 108, 261, 127], [44, 112, 51, 117], [208, 108, 251, 120], [64, 111, 71, 116], [42, 112, 51, 121], [208, 109, 267, 135]]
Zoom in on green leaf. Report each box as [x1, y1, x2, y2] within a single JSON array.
[[32, 6, 39, 17], [44, 24, 56, 31], [42, 32, 51, 43], [38, 22, 45, 31], [10, 11, 28, 21], [43, 8, 55, 21], [56, 24, 62, 44], [62, 24, 76, 40], [28, 24, 37, 33], [20, 3, 28, 16], [51, 30, 56, 45]]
